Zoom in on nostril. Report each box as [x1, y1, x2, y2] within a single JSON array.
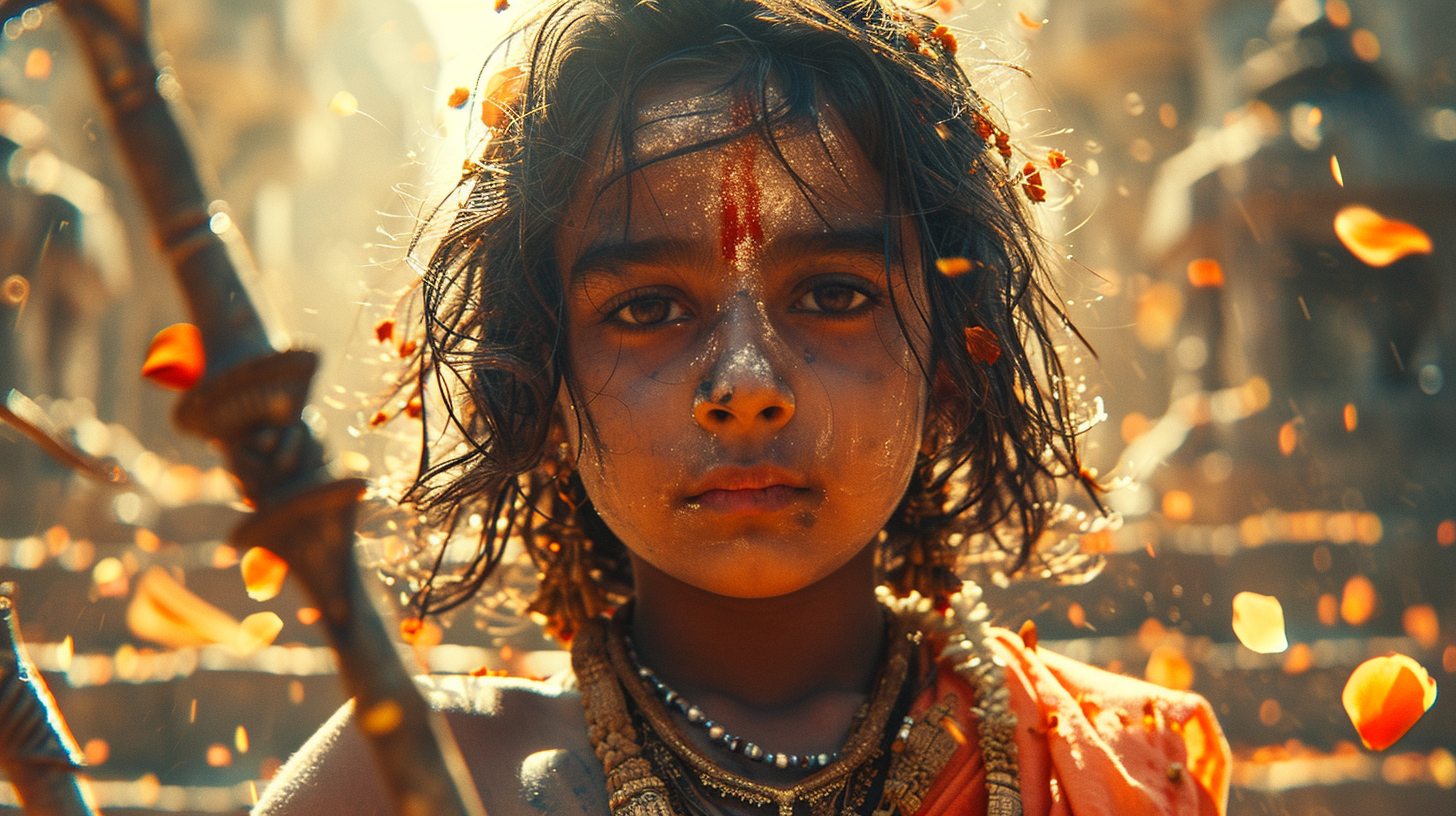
[[760, 406, 783, 423], [709, 408, 732, 423]]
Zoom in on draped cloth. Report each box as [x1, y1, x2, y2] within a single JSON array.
[[910, 628, 1231, 816]]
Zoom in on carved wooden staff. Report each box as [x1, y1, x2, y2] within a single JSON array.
[[0, 583, 92, 816], [0, 3, 487, 815]]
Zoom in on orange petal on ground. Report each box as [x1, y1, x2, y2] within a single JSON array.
[[1232, 591, 1289, 654], [241, 547, 288, 602], [1341, 574, 1377, 626], [1017, 11, 1045, 29], [1333, 205, 1432, 267], [1145, 645, 1194, 690], [1187, 258, 1225, 287], [1342, 653, 1438, 751], [963, 326, 1001, 365], [142, 323, 205, 390]]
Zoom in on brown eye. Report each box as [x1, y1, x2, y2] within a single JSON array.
[[613, 296, 683, 326], [796, 283, 869, 314]]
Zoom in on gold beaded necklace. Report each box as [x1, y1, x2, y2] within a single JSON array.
[[571, 585, 1022, 816]]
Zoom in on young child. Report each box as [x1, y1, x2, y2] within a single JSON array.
[[257, 1, 1230, 814]]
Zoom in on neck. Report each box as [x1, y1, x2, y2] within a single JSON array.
[[627, 545, 886, 710]]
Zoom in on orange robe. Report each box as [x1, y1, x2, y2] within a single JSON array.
[[912, 628, 1230, 816]]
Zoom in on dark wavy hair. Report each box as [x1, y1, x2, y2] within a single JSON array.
[[399, 0, 1094, 639]]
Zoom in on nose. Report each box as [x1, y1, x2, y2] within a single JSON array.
[[692, 306, 795, 438]]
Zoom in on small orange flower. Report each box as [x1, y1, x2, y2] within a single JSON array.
[[1047, 149, 1068, 169], [930, 25, 958, 55], [995, 131, 1012, 158], [142, 323, 206, 390]]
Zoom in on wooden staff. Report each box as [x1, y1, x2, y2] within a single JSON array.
[[0, 3, 487, 815]]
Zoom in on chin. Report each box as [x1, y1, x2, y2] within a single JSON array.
[[672, 541, 857, 599]]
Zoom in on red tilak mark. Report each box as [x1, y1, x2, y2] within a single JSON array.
[[719, 99, 764, 264]]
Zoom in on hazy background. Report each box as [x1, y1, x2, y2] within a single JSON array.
[[1, 1, 1453, 813]]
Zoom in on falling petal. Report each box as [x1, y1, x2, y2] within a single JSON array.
[[296, 607, 322, 626], [374, 318, 395, 344], [404, 396, 423, 419], [1342, 574, 1377, 626], [241, 547, 288, 602], [481, 66, 525, 130], [237, 612, 284, 654], [1333, 205, 1432, 267], [493, 0, 509, 10], [369, 410, 390, 427], [83, 738, 109, 766], [1439, 520, 1455, 547], [1344, 403, 1358, 432], [398, 339, 417, 357], [1067, 602, 1087, 629], [936, 257, 974, 276], [1342, 654, 1437, 751], [142, 323, 205, 390], [446, 87, 470, 109], [1331, 155, 1344, 187], [1278, 420, 1298, 456], [361, 700, 403, 735], [1017, 11, 1045, 29], [127, 567, 245, 650], [24, 48, 51, 80], [1047, 149, 1068, 169], [1145, 645, 1194, 690], [235, 726, 249, 754], [1186, 258, 1225, 288], [206, 745, 233, 767], [1283, 642, 1313, 675], [963, 326, 1001, 365], [1402, 605, 1440, 649], [1162, 490, 1194, 521], [329, 90, 359, 117], [1232, 591, 1289, 654]]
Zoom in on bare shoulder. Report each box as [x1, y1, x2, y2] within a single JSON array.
[[253, 675, 607, 816]]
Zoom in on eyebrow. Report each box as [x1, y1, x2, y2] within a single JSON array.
[[569, 227, 894, 284]]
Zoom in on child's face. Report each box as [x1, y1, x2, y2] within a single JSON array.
[[555, 83, 929, 599]]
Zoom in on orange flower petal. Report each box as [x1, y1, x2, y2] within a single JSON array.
[[1187, 258, 1225, 288], [237, 612, 284, 654], [374, 318, 395, 344], [241, 547, 288, 602], [398, 339, 417, 357], [1047, 149, 1068, 169], [1146, 645, 1194, 690], [963, 326, 1001, 365], [481, 66, 525, 130], [1232, 591, 1289, 654], [1017, 11, 1045, 29], [404, 396, 423, 419], [447, 87, 470, 109], [1334, 205, 1432, 267], [1341, 574, 1377, 626], [935, 257, 974, 277], [1342, 653, 1437, 751], [142, 323, 205, 390]]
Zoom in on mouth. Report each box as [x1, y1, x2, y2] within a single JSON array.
[[685, 466, 811, 514]]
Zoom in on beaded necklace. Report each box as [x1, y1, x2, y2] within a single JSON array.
[[571, 584, 1021, 816]]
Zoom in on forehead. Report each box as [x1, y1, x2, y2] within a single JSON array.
[[557, 80, 887, 251]]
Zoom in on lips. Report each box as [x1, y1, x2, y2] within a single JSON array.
[[685, 466, 810, 514]]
